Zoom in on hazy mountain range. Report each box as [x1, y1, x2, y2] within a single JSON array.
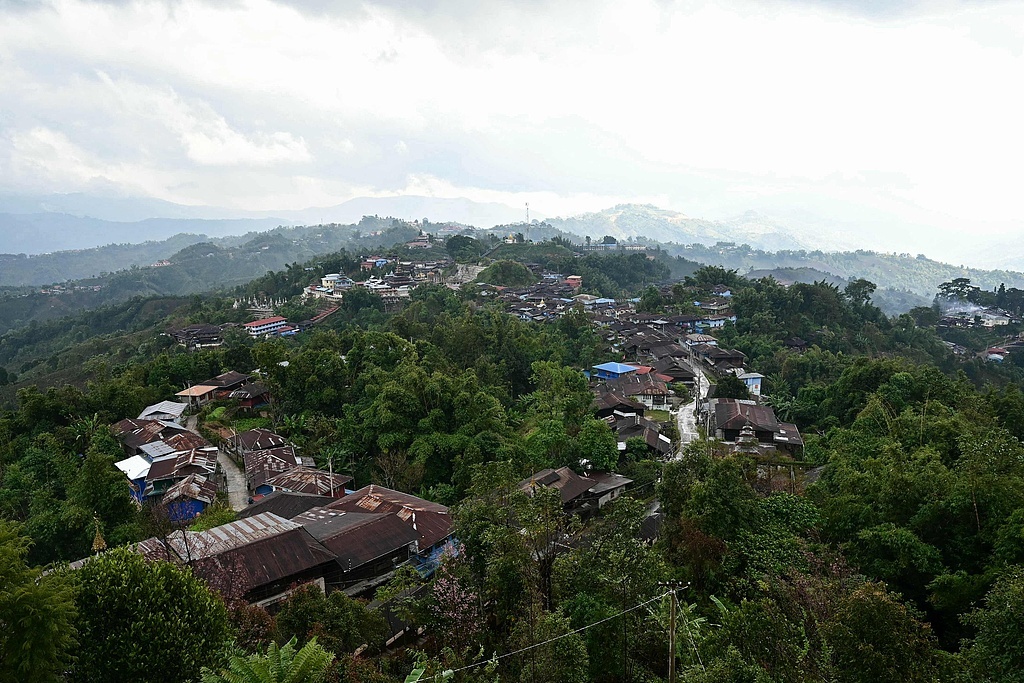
[[2, 191, 1022, 276]]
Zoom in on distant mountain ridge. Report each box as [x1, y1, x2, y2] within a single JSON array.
[[545, 204, 860, 253]]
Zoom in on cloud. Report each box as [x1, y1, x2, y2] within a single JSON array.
[[0, 0, 1022, 253]]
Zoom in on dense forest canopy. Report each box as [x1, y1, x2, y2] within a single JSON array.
[[3, 242, 1024, 681]]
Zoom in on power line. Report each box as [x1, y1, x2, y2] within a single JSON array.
[[425, 590, 674, 679]]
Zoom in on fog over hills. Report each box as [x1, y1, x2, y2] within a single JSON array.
[[2, 192, 1021, 279]]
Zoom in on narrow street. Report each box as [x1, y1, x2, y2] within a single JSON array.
[[674, 358, 709, 456], [186, 415, 249, 511]]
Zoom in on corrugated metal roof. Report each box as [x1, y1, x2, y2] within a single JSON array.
[[115, 455, 151, 480], [232, 429, 289, 453], [137, 401, 186, 420], [295, 510, 418, 569], [238, 491, 336, 520], [263, 467, 351, 496], [162, 474, 218, 505], [328, 486, 451, 549]]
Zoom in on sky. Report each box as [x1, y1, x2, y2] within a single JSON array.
[[1, 0, 1023, 255]]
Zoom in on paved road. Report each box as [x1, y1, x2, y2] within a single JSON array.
[[674, 359, 709, 456], [186, 416, 248, 511]]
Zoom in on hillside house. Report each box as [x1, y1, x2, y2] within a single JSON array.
[[260, 467, 351, 498], [328, 485, 453, 554], [710, 398, 803, 455], [739, 372, 765, 396], [592, 362, 639, 381], [137, 401, 187, 423], [162, 474, 219, 522], [137, 512, 337, 605]]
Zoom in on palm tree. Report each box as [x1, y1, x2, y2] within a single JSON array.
[[201, 638, 334, 683]]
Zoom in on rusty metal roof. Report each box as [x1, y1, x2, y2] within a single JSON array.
[[713, 399, 779, 433], [135, 512, 336, 596], [327, 485, 451, 549], [244, 446, 299, 488], [262, 467, 351, 497], [146, 447, 218, 484], [520, 467, 593, 505], [232, 429, 289, 453], [293, 508, 418, 570], [238, 491, 336, 520], [165, 431, 211, 451], [162, 473, 218, 505]]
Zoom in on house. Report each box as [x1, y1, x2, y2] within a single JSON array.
[[202, 370, 252, 393], [227, 383, 270, 410], [170, 323, 223, 348], [162, 474, 219, 522], [592, 362, 639, 381], [784, 337, 808, 352], [684, 333, 718, 347], [652, 358, 697, 385], [260, 467, 351, 498], [144, 447, 219, 498], [115, 419, 192, 456], [137, 512, 337, 605], [230, 428, 289, 454], [114, 455, 152, 503], [582, 472, 633, 508], [668, 314, 701, 331], [137, 400, 187, 423], [175, 385, 219, 409], [613, 415, 673, 457], [244, 445, 309, 493], [696, 298, 732, 313], [243, 316, 288, 337], [593, 391, 646, 419], [520, 467, 635, 512], [238, 491, 337, 520], [520, 467, 594, 510], [704, 347, 747, 371], [604, 373, 670, 409], [292, 508, 420, 585], [739, 372, 765, 396], [710, 398, 803, 455], [327, 485, 452, 553]]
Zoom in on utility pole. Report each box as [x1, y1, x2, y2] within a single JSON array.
[[668, 589, 677, 683], [658, 581, 687, 683]]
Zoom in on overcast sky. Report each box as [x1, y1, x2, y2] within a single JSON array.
[[1, 0, 1022, 250]]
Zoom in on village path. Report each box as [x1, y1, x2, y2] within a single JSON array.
[[186, 415, 248, 511], [674, 359, 709, 456]]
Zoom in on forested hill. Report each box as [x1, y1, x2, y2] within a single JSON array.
[[0, 221, 422, 335], [0, 216, 420, 287], [665, 242, 1024, 299], [5, 264, 1024, 680]]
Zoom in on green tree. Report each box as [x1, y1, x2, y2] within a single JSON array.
[[714, 374, 750, 400], [637, 286, 665, 313], [274, 585, 387, 656], [201, 637, 334, 683], [68, 547, 230, 683], [962, 568, 1024, 682], [0, 521, 77, 683]]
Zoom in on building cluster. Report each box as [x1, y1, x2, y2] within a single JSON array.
[[303, 260, 451, 305], [129, 485, 453, 609], [582, 286, 805, 459], [940, 307, 1015, 329], [112, 372, 270, 519], [105, 371, 458, 614]]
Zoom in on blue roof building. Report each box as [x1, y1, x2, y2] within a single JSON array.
[[592, 362, 639, 381]]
